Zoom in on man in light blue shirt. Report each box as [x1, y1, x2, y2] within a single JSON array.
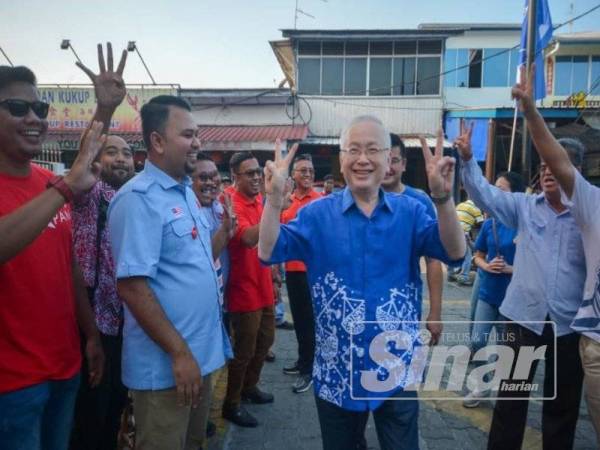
[[456, 123, 585, 450], [258, 116, 466, 450], [109, 96, 231, 450]]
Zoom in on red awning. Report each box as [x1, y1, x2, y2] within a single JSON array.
[[197, 125, 308, 143]]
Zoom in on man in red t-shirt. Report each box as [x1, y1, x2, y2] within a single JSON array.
[[0, 65, 104, 450], [222, 151, 275, 428], [280, 154, 321, 394]]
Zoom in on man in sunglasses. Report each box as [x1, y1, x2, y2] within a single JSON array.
[[222, 151, 276, 428], [69, 43, 135, 450], [0, 65, 106, 450]]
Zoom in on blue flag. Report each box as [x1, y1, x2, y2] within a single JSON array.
[[519, 0, 553, 99]]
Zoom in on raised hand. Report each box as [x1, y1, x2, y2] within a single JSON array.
[[77, 43, 127, 111], [512, 64, 535, 115], [264, 139, 298, 207], [221, 193, 237, 239], [420, 128, 455, 197], [453, 120, 474, 161], [64, 121, 106, 195]]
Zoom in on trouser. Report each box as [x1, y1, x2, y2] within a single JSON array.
[[488, 321, 583, 450], [315, 391, 419, 450], [286, 271, 316, 375], [70, 332, 128, 450], [131, 373, 213, 450], [580, 334, 600, 447], [0, 373, 80, 450], [224, 306, 275, 408]]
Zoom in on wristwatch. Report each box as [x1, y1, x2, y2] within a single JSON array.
[[430, 192, 451, 205], [46, 175, 74, 203]]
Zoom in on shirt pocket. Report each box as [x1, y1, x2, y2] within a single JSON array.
[[524, 216, 547, 250], [566, 223, 584, 266], [163, 217, 196, 254]]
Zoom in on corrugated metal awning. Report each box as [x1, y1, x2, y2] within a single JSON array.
[[300, 135, 452, 149], [197, 125, 308, 152]]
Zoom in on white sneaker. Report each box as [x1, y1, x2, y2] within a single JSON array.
[[462, 389, 489, 408]]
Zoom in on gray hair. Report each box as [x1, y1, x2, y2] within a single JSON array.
[[558, 137, 585, 168], [339, 115, 391, 150]]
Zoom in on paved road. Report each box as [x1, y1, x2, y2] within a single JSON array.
[[207, 279, 598, 450]]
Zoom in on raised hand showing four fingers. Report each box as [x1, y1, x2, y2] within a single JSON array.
[[76, 42, 127, 111]]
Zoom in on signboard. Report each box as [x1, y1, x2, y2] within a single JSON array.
[[38, 87, 177, 132], [551, 92, 600, 109]]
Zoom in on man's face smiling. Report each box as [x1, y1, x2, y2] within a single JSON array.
[[292, 159, 314, 192], [100, 135, 135, 189], [0, 82, 48, 165], [192, 159, 219, 207], [158, 106, 200, 179], [339, 121, 390, 194], [235, 158, 262, 198]]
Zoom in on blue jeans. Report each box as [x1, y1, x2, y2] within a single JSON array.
[[460, 244, 473, 276], [470, 300, 505, 384], [275, 299, 286, 325], [315, 391, 419, 450], [0, 373, 80, 450]]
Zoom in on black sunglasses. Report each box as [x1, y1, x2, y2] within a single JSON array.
[[0, 99, 50, 119]]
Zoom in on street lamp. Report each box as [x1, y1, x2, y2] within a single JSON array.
[[127, 41, 157, 85], [60, 39, 83, 64]]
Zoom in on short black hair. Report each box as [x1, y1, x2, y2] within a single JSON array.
[[0, 66, 37, 94], [390, 133, 407, 159], [229, 151, 255, 173], [496, 171, 526, 193], [293, 153, 312, 169], [196, 152, 214, 162], [140, 95, 191, 151], [323, 174, 334, 182]]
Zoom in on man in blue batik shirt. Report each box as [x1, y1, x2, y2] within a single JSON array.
[[258, 116, 466, 450], [109, 96, 232, 450]]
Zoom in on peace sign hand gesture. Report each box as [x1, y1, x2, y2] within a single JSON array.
[[77, 43, 127, 111], [453, 120, 474, 162], [512, 63, 536, 116], [420, 128, 455, 197], [264, 139, 298, 208], [221, 193, 237, 239]]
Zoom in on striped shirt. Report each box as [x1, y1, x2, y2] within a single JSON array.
[[456, 200, 483, 233], [565, 171, 600, 342]]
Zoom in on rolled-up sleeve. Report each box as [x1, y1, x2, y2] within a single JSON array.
[[108, 192, 162, 279]]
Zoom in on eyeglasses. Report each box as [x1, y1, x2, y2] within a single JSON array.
[[340, 147, 389, 159], [238, 168, 263, 178], [294, 168, 314, 175], [194, 171, 219, 182], [0, 99, 50, 119]]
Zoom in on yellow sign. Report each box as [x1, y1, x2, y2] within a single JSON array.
[[38, 87, 177, 132]]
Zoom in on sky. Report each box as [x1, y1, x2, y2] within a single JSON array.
[[1, 0, 598, 88]]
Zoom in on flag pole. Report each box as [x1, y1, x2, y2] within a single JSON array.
[[508, 103, 519, 171], [521, 0, 537, 182]]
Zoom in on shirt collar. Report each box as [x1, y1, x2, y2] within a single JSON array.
[[292, 189, 319, 201], [144, 160, 192, 190], [341, 187, 394, 214], [233, 188, 261, 206]]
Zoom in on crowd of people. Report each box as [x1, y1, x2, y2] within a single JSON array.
[[0, 43, 599, 450]]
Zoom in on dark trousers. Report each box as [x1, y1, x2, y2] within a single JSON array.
[[315, 391, 419, 450], [488, 321, 583, 450], [224, 306, 275, 408], [286, 271, 315, 375], [70, 333, 128, 450]]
